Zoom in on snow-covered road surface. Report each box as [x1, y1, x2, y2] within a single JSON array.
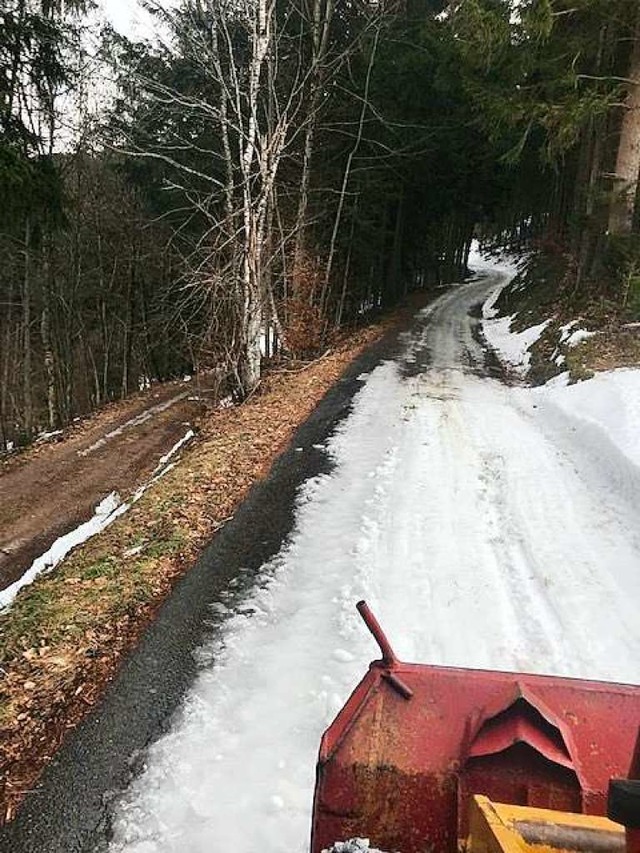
[[109, 260, 640, 853]]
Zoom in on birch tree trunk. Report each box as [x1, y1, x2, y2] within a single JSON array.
[[237, 0, 271, 394]]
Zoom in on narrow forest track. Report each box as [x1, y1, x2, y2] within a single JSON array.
[[0, 376, 217, 591], [103, 264, 640, 853], [3, 262, 640, 853]]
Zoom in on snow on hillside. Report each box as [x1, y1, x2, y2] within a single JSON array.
[[534, 369, 640, 472], [479, 261, 640, 476], [478, 251, 549, 376]]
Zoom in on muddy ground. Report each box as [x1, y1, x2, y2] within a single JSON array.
[[0, 375, 218, 591]]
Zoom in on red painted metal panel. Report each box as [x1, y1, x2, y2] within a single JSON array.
[[310, 603, 640, 853]]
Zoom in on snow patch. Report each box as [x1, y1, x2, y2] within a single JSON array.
[[468, 241, 524, 280], [559, 320, 578, 343], [483, 314, 550, 375], [152, 429, 195, 475], [565, 328, 596, 348], [534, 368, 640, 470], [36, 429, 64, 444], [79, 393, 189, 457], [0, 492, 127, 610], [323, 841, 389, 853], [2, 428, 196, 611]]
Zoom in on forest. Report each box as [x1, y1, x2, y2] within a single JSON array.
[[1, 0, 639, 448]]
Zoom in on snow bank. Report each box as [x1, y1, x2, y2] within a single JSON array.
[[479, 262, 640, 476], [475, 250, 550, 376], [483, 315, 550, 376], [533, 369, 640, 471], [565, 328, 596, 347]]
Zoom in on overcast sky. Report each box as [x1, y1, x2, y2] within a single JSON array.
[[100, 0, 158, 39]]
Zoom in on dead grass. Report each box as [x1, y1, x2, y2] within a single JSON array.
[[0, 319, 394, 824], [566, 328, 640, 378], [498, 254, 640, 384]]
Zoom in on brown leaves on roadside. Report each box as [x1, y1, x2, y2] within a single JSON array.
[[0, 318, 393, 826]]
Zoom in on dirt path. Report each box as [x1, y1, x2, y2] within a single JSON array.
[[0, 376, 218, 591]]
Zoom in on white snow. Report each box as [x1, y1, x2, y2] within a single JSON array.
[[36, 429, 64, 444], [565, 328, 596, 348], [559, 320, 578, 343], [476, 247, 550, 376], [0, 492, 127, 611], [79, 393, 190, 457], [152, 429, 195, 475], [557, 322, 595, 349], [483, 314, 550, 375], [108, 257, 640, 853], [533, 369, 640, 470]]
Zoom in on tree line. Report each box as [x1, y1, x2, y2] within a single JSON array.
[[1, 0, 639, 448]]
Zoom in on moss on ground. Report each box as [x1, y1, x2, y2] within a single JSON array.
[[493, 251, 640, 384]]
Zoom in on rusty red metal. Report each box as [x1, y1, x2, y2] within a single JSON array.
[[311, 602, 640, 853]]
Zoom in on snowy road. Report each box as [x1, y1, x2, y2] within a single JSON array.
[[109, 261, 640, 853]]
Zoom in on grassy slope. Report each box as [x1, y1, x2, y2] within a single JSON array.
[[0, 321, 393, 823], [493, 251, 640, 383]]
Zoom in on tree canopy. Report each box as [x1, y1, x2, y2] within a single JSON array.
[[1, 0, 640, 447]]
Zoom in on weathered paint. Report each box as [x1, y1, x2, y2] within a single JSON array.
[[310, 603, 640, 853]]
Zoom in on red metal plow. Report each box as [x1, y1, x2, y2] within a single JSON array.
[[311, 601, 640, 853]]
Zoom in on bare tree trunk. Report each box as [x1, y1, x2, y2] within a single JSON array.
[[322, 28, 380, 311], [209, 18, 235, 228], [608, 10, 640, 235], [101, 297, 109, 402], [335, 207, 356, 328], [22, 217, 33, 438], [575, 116, 605, 289], [383, 191, 404, 307], [237, 0, 276, 395], [40, 246, 58, 430], [121, 248, 134, 398], [292, 0, 335, 275], [0, 277, 14, 449]]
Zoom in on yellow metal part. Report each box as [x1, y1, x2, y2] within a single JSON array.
[[466, 795, 625, 853]]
